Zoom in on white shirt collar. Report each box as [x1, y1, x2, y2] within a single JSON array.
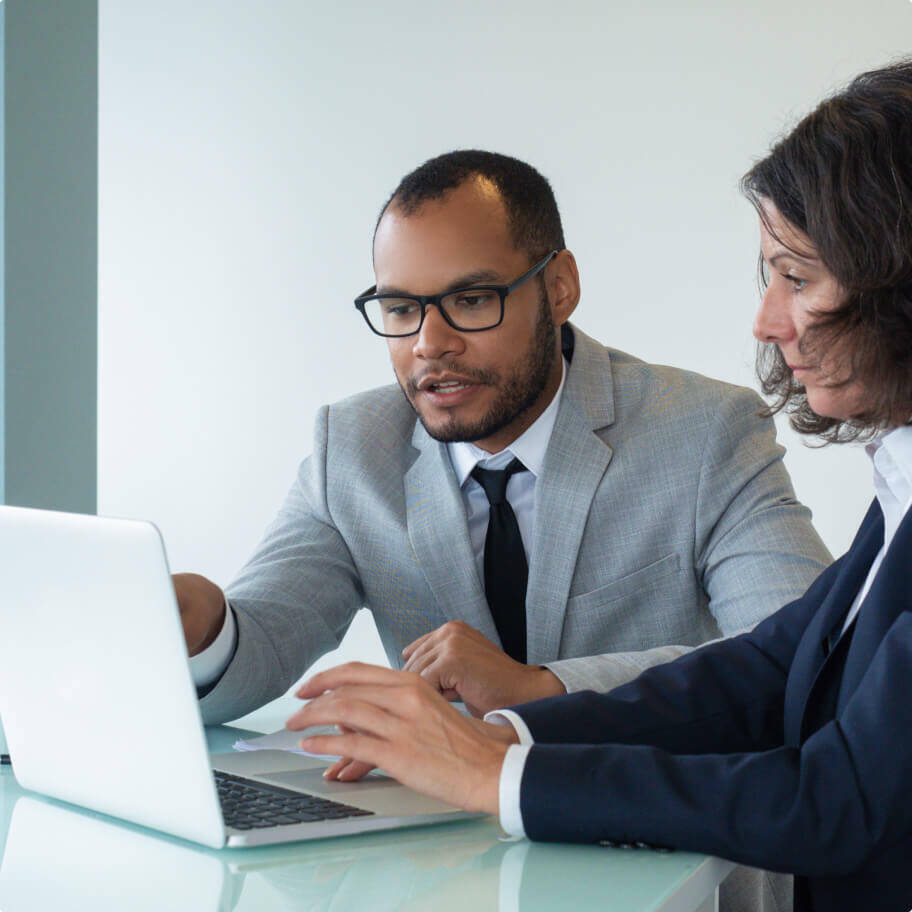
[[865, 425, 912, 542], [447, 357, 568, 486]]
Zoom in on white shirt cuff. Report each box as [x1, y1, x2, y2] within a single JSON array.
[[484, 708, 535, 746], [484, 709, 534, 838], [188, 602, 237, 688], [498, 744, 531, 838]]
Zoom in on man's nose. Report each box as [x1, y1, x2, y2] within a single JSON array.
[[411, 304, 465, 360], [752, 284, 795, 345]]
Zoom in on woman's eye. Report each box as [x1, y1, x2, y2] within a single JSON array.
[[785, 275, 808, 291]]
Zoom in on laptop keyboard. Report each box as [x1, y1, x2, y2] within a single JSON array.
[[214, 770, 375, 830]]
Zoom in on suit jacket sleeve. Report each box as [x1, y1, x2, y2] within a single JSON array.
[[545, 388, 831, 694], [198, 405, 364, 724], [512, 556, 912, 877], [520, 565, 839, 752]]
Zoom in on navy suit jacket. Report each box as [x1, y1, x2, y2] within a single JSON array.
[[512, 500, 912, 912]]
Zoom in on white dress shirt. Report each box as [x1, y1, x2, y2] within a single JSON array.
[[841, 425, 912, 633], [446, 358, 567, 585], [189, 359, 568, 690], [489, 424, 912, 839]]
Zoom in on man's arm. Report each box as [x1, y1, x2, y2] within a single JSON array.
[[195, 406, 367, 725], [694, 388, 832, 634], [543, 387, 832, 695]]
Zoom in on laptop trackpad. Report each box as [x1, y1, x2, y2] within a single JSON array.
[[262, 767, 399, 796], [262, 768, 463, 816]]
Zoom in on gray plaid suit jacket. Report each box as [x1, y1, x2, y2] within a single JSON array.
[[200, 326, 830, 725]]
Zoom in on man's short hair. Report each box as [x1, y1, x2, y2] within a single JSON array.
[[377, 150, 565, 261]]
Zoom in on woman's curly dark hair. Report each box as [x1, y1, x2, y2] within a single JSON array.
[[742, 59, 912, 442]]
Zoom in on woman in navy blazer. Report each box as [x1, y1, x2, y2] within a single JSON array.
[[288, 60, 912, 912]]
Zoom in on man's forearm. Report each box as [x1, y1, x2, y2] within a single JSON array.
[[544, 643, 694, 695]]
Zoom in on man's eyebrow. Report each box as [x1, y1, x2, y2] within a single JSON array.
[[377, 270, 504, 297]]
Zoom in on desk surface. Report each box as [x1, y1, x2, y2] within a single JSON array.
[[0, 697, 733, 912]]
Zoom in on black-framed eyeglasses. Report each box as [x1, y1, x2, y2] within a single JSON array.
[[354, 250, 559, 338]]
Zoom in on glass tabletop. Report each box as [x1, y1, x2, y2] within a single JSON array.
[[0, 698, 732, 911]]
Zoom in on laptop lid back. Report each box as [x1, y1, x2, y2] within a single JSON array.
[[0, 506, 225, 848]]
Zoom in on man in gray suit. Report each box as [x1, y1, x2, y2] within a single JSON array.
[[177, 150, 827, 911], [178, 150, 829, 725]]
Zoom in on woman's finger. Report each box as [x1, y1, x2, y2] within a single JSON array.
[[296, 662, 409, 699]]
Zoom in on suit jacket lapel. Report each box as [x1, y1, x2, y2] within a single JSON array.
[[786, 501, 883, 743], [836, 503, 912, 710], [525, 329, 614, 665], [403, 422, 499, 643]]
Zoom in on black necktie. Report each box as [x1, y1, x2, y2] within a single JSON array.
[[471, 458, 529, 663]]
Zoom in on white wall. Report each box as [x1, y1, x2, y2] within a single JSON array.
[[99, 0, 912, 679]]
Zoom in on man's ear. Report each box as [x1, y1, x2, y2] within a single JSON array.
[[547, 250, 581, 326]]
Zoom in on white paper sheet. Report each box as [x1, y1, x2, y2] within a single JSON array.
[[233, 725, 341, 760]]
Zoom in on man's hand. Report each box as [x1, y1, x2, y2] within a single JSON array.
[[286, 663, 518, 814], [172, 573, 226, 656], [401, 620, 566, 717]]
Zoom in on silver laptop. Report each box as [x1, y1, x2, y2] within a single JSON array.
[[0, 506, 478, 848]]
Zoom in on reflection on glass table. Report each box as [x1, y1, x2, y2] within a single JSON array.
[[0, 796, 241, 912], [0, 702, 732, 912]]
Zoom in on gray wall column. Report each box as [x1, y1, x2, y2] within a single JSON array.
[[4, 0, 98, 513], [0, 3, 5, 505]]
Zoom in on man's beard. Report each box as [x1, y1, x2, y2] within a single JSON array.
[[398, 290, 557, 444]]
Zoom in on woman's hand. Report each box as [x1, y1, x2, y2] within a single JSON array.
[[285, 663, 519, 815]]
